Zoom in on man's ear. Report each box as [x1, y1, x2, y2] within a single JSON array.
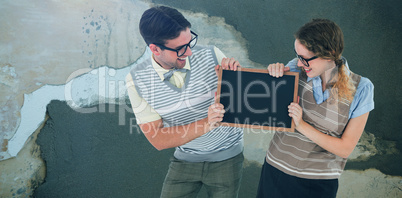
[[149, 44, 161, 56]]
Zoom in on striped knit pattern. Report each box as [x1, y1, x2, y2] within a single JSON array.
[[266, 72, 361, 179], [131, 45, 243, 155]]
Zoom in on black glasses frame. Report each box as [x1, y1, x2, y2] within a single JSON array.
[[294, 49, 318, 67], [155, 31, 198, 57]]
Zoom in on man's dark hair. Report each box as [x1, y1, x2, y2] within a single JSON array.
[[139, 6, 191, 46]]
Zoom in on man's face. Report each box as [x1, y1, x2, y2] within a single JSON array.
[[154, 28, 193, 70]]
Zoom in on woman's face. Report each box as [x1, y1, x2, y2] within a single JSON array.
[[294, 39, 335, 78]]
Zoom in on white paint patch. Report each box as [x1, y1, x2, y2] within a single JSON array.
[[6, 48, 152, 158]]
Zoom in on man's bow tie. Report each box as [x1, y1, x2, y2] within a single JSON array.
[[163, 68, 188, 81]]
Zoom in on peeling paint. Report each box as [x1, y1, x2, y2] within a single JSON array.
[[1, 0, 401, 197]]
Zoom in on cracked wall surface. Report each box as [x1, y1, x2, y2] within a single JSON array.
[[1, 0, 401, 197]]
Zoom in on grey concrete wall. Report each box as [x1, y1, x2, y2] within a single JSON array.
[[0, 0, 401, 197]]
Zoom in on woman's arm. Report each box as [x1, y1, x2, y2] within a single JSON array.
[[289, 102, 370, 158]]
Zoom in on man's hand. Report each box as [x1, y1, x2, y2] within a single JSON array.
[[221, 57, 241, 70], [210, 57, 238, 129], [207, 103, 225, 131], [215, 57, 241, 76]]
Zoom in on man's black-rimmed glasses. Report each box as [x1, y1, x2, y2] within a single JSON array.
[[155, 31, 198, 57], [294, 49, 318, 67]]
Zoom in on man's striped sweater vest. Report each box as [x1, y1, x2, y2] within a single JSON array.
[[130, 45, 243, 162]]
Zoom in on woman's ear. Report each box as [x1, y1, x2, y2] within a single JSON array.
[[149, 44, 161, 56]]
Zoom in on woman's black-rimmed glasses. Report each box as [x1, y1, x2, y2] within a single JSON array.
[[294, 49, 318, 67], [155, 31, 198, 57]]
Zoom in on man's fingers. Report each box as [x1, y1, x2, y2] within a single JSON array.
[[221, 57, 241, 71], [221, 58, 229, 69]]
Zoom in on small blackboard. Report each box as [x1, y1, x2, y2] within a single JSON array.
[[216, 67, 299, 132]]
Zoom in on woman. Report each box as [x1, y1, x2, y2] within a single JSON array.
[[257, 19, 374, 197]]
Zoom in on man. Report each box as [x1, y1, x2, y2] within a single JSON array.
[[125, 6, 244, 198]]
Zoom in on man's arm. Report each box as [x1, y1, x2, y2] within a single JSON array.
[[139, 102, 225, 150], [126, 74, 225, 151], [126, 73, 210, 150], [126, 50, 239, 151], [139, 118, 209, 150]]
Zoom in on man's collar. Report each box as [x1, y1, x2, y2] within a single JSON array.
[[151, 55, 191, 81]]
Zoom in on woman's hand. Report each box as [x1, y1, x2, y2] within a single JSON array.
[[267, 62, 290, 78], [288, 102, 304, 129]]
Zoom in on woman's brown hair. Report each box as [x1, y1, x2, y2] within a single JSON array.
[[295, 19, 355, 102]]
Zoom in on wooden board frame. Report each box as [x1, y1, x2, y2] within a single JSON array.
[[216, 66, 299, 132]]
